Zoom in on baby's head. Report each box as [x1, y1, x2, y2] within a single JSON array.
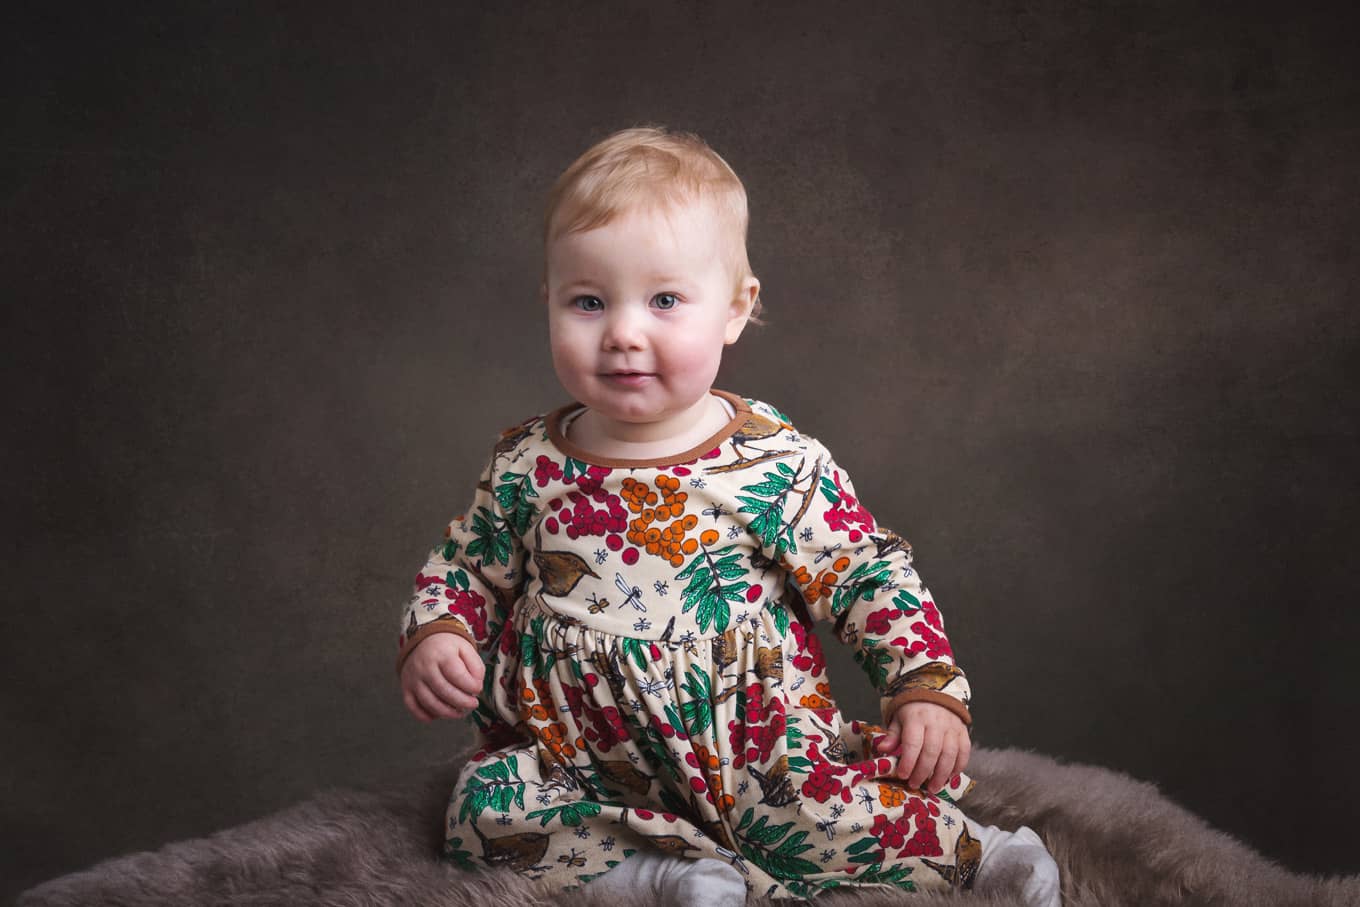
[[541, 125, 763, 325], [540, 126, 763, 433]]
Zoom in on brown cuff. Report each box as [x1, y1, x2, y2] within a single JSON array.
[[395, 617, 476, 676], [880, 689, 972, 727]]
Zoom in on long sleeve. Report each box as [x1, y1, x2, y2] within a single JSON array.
[[396, 435, 531, 674], [747, 437, 972, 726]]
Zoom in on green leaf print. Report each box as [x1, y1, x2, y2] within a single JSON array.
[[624, 710, 683, 782], [619, 637, 650, 671], [573, 849, 638, 886], [441, 836, 476, 870], [784, 714, 804, 746], [664, 702, 687, 736], [560, 456, 590, 483], [746, 814, 795, 846], [680, 565, 712, 597], [853, 640, 893, 689], [519, 615, 551, 680], [892, 588, 922, 612], [776, 830, 812, 857], [743, 475, 793, 498], [457, 758, 527, 823], [658, 785, 690, 817], [495, 469, 539, 536], [737, 813, 822, 878], [675, 544, 749, 633], [474, 760, 514, 784], [764, 596, 791, 636], [525, 800, 603, 827], [465, 506, 514, 567], [677, 666, 713, 737], [828, 560, 892, 616], [818, 474, 841, 506], [851, 863, 917, 888], [736, 471, 796, 559], [711, 551, 747, 580]]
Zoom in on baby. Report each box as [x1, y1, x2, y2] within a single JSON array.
[[397, 126, 1060, 905]]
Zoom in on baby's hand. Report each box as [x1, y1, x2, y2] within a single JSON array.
[[874, 701, 970, 794], [400, 632, 484, 722]]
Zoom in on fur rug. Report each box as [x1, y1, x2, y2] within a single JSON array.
[[19, 747, 1359, 907]]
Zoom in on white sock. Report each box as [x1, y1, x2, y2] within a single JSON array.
[[583, 850, 745, 907], [966, 818, 1062, 907], [667, 857, 746, 907]]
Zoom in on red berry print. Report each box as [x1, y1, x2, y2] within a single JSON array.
[[823, 468, 875, 538], [864, 607, 894, 636], [533, 455, 563, 487], [891, 621, 953, 659], [444, 587, 487, 639]]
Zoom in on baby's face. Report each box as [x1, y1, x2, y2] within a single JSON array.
[[542, 197, 756, 433]]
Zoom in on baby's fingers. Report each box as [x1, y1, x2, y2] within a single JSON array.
[[896, 723, 926, 781], [403, 686, 435, 723], [438, 653, 483, 699], [924, 736, 960, 794], [457, 644, 486, 688], [416, 677, 474, 718], [906, 727, 943, 790]]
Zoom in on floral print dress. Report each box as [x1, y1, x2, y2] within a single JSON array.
[[397, 389, 979, 900]]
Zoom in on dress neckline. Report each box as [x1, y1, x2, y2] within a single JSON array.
[[544, 388, 751, 468]]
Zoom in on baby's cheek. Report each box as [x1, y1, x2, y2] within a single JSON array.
[[662, 341, 722, 382]]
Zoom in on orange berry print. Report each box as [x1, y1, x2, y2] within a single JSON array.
[[879, 783, 908, 808], [800, 693, 833, 710], [623, 475, 702, 564]]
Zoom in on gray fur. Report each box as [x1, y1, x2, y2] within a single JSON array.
[[19, 747, 1360, 906]]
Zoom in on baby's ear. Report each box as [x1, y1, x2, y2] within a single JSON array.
[[724, 277, 760, 344]]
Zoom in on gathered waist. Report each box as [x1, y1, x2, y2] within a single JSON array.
[[512, 590, 795, 648]]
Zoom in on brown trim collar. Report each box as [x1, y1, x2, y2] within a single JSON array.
[[543, 388, 752, 468]]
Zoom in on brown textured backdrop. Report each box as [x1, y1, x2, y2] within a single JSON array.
[[4, 2, 1357, 901]]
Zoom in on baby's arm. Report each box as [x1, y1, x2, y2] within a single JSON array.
[[396, 428, 530, 721], [400, 632, 484, 722], [760, 437, 973, 782]]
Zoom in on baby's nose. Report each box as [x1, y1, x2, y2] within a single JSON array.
[[602, 309, 647, 349]]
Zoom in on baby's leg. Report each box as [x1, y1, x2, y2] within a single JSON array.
[[966, 819, 1062, 907], [582, 848, 745, 907]]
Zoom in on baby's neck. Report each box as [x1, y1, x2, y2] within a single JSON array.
[[565, 393, 733, 460]]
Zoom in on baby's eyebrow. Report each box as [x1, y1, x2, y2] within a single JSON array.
[[552, 280, 601, 295], [556, 276, 692, 293]]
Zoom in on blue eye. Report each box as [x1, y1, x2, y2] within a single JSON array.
[[574, 296, 603, 312], [654, 294, 679, 310]]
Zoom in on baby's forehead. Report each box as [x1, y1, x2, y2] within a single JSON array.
[[558, 190, 718, 235]]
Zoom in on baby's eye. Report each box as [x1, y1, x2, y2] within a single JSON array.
[[653, 293, 680, 310], [573, 296, 604, 312]]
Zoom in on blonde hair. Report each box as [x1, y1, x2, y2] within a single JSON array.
[[543, 124, 765, 325]]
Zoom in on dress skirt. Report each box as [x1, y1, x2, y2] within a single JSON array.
[[444, 596, 978, 900]]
